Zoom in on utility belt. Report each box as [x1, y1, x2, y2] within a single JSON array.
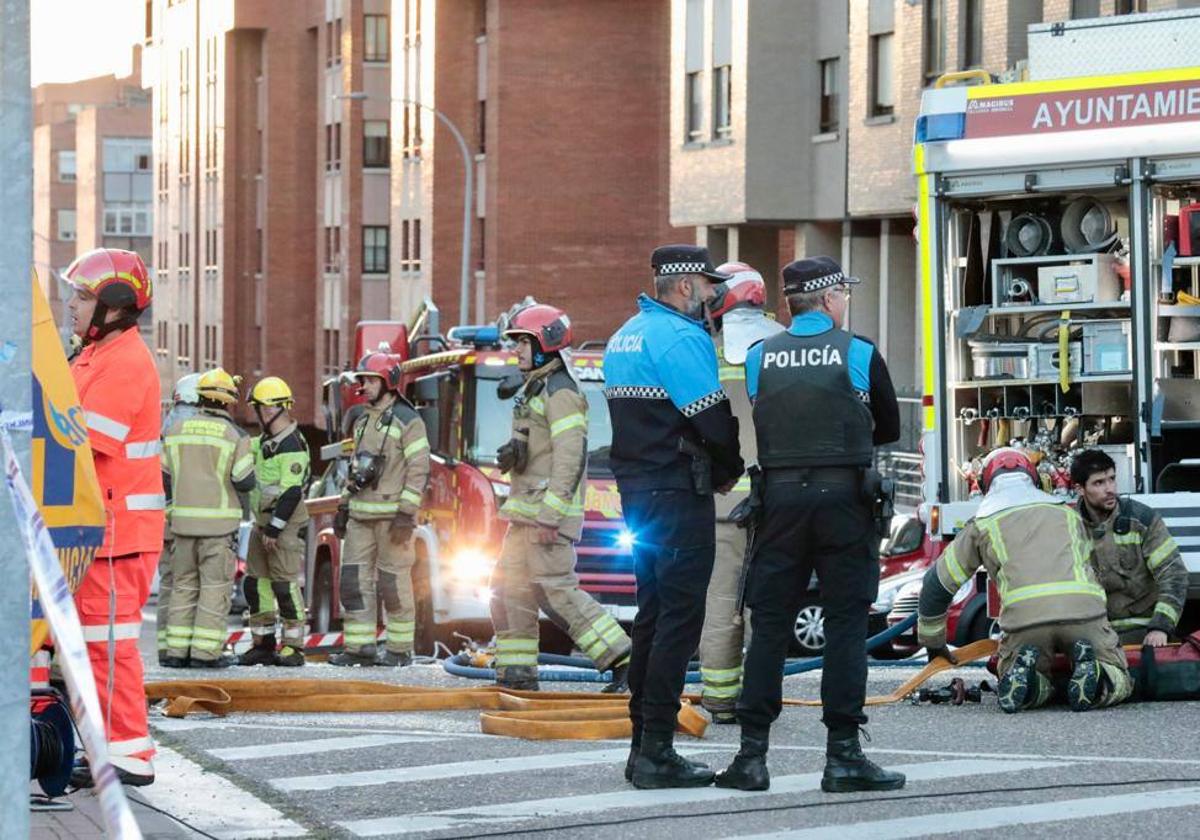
[[763, 466, 861, 488], [763, 465, 895, 539]]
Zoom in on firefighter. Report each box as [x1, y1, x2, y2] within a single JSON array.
[[717, 256, 901, 795], [918, 447, 1134, 714], [491, 304, 633, 692], [162, 368, 255, 668], [698, 263, 782, 722], [238, 377, 312, 667], [66, 248, 163, 787], [330, 353, 431, 667], [1071, 448, 1187, 646], [605, 244, 744, 789], [157, 372, 202, 666]]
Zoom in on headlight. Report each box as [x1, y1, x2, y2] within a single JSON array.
[[616, 529, 636, 550], [871, 569, 926, 613], [872, 587, 900, 614], [450, 549, 494, 584]]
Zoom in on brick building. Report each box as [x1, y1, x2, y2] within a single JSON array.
[[143, 0, 390, 427], [390, 0, 685, 341]]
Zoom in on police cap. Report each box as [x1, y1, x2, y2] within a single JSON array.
[[782, 255, 862, 295], [651, 244, 731, 281]]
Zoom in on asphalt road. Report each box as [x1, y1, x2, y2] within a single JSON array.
[[133, 610, 1200, 840]]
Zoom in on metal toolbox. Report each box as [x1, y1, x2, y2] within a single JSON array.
[[969, 340, 1029, 380], [1027, 342, 1081, 379], [1035, 256, 1119, 304], [1082, 319, 1131, 374]]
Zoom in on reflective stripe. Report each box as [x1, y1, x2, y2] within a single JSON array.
[[1155, 601, 1182, 625], [233, 453, 255, 476], [1004, 580, 1106, 606], [81, 622, 142, 642], [192, 627, 224, 640], [549, 413, 587, 438], [528, 396, 545, 415], [127, 493, 167, 510], [109, 754, 154, 775], [170, 505, 242, 519], [942, 543, 970, 587], [718, 365, 745, 382], [501, 498, 541, 518], [733, 475, 751, 492], [86, 410, 130, 441], [403, 438, 430, 458], [917, 615, 947, 638], [349, 499, 402, 514], [400, 488, 423, 507], [543, 492, 570, 515], [1113, 532, 1142, 546], [109, 736, 155, 756], [700, 665, 742, 682], [166, 434, 235, 451], [125, 440, 162, 459], [1111, 616, 1152, 630], [1147, 538, 1179, 571], [270, 517, 288, 531], [343, 621, 377, 646]]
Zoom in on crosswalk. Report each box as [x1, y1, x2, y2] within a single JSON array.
[[145, 714, 1200, 840]]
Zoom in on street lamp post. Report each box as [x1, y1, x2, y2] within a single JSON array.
[[341, 92, 473, 325]]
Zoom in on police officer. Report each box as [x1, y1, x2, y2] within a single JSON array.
[[491, 303, 632, 692], [698, 263, 782, 722], [1070, 448, 1187, 646], [238, 377, 312, 667], [605, 244, 744, 789], [157, 372, 202, 665], [330, 352, 431, 667], [717, 256, 902, 794], [162, 368, 256, 668]]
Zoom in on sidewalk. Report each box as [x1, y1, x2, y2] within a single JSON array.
[[31, 782, 202, 839]]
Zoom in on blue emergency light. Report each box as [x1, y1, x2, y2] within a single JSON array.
[[448, 325, 501, 347], [914, 112, 966, 144]]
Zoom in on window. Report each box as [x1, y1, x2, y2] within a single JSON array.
[[365, 14, 389, 62], [685, 72, 703, 142], [103, 207, 152, 236], [712, 65, 731, 138], [819, 58, 839, 134], [869, 33, 895, 118], [961, 0, 982, 69], [923, 0, 945, 82], [363, 226, 389, 273], [326, 122, 342, 171], [1070, 0, 1099, 16], [363, 120, 389, 168], [711, 0, 731, 139], [57, 210, 76, 241], [58, 151, 76, 182], [1113, 0, 1145, 14], [326, 18, 342, 66], [684, 0, 703, 143]]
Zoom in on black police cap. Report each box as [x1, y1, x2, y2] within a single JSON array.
[[781, 256, 862, 295], [651, 244, 731, 281]]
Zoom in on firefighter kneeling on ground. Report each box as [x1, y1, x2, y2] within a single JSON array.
[[239, 378, 312, 667], [330, 353, 431, 667], [491, 304, 632, 692], [157, 372, 202, 665], [917, 447, 1133, 713], [162, 368, 255, 668]]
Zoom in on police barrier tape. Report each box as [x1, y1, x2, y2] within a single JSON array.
[[3, 430, 143, 840]]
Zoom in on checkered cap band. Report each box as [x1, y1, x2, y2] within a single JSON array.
[[657, 261, 708, 276], [788, 271, 845, 294]]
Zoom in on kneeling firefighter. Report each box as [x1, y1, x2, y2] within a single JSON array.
[[239, 377, 311, 667], [918, 447, 1134, 713], [491, 304, 632, 692], [330, 352, 431, 667]]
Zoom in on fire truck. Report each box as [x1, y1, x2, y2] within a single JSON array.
[[303, 301, 636, 653], [910, 9, 1200, 631]]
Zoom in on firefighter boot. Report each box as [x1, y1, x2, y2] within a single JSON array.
[[602, 659, 630, 694], [496, 665, 539, 692], [376, 649, 412, 667], [715, 731, 770, 791], [998, 645, 1041, 714], [274, 645, 306, 667], [238, 635, 277, 667], [190, 653, 238, 669], [631, 731, 715, 789], [1068, 639, 1102, 712], [821, 731, 906, 793], [329, 645, 378, 667]]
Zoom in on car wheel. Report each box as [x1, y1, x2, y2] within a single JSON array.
[[791, 600, 826, 656], [311, 561, 335, 634]]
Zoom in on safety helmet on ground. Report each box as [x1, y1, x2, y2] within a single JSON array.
[[65, 248, 153, 342], [248, 377, 294, 409], [504, 304, 573, 355], [172, 373, 202, 406], [979, 447, 1039, 493], [352, 351, 403, 391], [709, 262, 768, 320], [196, 368, 241, 405]]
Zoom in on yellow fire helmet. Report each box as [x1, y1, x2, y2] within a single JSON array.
[[196, 367, 241, 405], [249, 376, 294, 408]]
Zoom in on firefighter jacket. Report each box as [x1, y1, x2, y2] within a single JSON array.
[[499, 358, 588, 541], [163, 408, 255, 537], [917, 497, 1107, 649], [1080, 498, 1187, 636], [715, 337, 754, 521], [341, 396, 430, 521], [250, 421, 311, 537]]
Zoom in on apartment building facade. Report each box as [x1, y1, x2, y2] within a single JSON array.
[[144, 0, 390, 426], [390, 0, 684, 342]]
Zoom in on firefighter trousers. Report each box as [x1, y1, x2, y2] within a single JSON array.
[[155, 542, 173, 655], [167, 535, 236, 661], [75, 550, 158, 777], [998, 618, 1134, 709], [245, 521, 307, 648], [490, 524, 631, 682], [699, 520, 752, 714], [340, 518, 415, 655]]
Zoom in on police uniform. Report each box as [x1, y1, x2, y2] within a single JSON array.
[[162, 406, 256, 663], [1080, 497, 1188, 644], [492, 356, 631, 687], [604, 244, 743, 786], [339, 397, 430, 660], [244, 421, 311, 655], [727, 256, 900, 792]]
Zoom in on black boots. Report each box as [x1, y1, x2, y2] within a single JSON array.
[[329, 646, 378, 667], [70, 758, 154, 789], [821, 731, 906, 793], [238, 635, 277, 667], [630, 731, 714, 789], [601, 660, 630, 694], [275, 644, 306, 667], [496, 665, 540, 691], [190, 653, 237, 669], [715, 732, 770, 791], [375, 649, 412, 667]]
